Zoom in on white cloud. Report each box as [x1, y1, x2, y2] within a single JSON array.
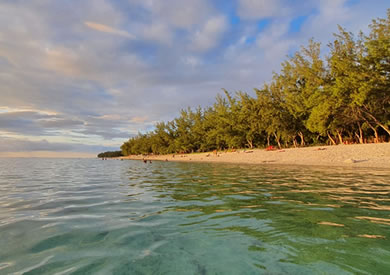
[[256, 20, 293, 63], [0, 136, 114, 156], [238, 0, 289, 19], [256, 21, 289, 48], [191, 15, 228, 52], [44, 48, 81, 76], [182, 56, 203, 67], [131, 116, 149, 123], [142, 23, 173, 45], [0, 107, 57, 116], [132, 0, 212, 29], [296, 0, 389, 52], [85, 21, 136, 39]]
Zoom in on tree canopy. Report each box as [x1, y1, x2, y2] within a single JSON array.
[[120, 11, 390, 156], [97, 151, 123, 158]]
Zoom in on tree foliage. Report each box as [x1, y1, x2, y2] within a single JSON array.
[[121, 11, 390, 155], [97, 151, 123, 158]]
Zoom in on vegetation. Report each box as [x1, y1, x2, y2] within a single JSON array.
[[97, 151, 123, 158], [121, 11, 390, 156]]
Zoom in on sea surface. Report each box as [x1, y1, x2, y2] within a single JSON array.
[[0, 158, 389, 274]]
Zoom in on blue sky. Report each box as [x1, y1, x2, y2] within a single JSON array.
[[0, 0, 388, 157]]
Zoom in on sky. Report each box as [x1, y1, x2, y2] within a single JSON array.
[[0, 0, 388, 157]]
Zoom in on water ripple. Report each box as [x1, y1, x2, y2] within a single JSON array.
[[0, 159, 389, 274]]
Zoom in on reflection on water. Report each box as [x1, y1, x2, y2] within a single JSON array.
[[0, 158, 389, 274]]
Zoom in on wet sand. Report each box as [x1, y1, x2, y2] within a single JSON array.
[[121, 143, 390, 168]]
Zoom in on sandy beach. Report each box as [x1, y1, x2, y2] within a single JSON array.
[[120, 143, 390, 168]]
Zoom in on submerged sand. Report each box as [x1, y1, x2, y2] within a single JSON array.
[[120, 143, 390, 168]]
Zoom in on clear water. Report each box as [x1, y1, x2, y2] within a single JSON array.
[[0, 158, 389, 274]]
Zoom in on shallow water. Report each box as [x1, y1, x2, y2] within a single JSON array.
[[0, 158, 389, 274]]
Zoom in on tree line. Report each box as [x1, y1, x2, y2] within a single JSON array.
[[98, 151, 123, 158], [120, 11, 390, 156]]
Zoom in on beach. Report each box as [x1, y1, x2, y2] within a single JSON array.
[[121, 143, 390, 168]]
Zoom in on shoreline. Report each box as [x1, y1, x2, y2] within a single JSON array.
[[119, 143, 390, 169]]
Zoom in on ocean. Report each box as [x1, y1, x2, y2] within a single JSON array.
[[0, 158, 389, 274]]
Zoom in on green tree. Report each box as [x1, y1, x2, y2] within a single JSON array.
[[279, 39, 326, 145], [360, 10, 390, 138]]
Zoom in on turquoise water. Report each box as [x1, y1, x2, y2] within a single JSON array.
[[0, 159, 389, 274]]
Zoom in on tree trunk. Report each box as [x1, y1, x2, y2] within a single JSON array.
[[354, 132, 364, 144], [277, 139, 282, 149], [316, 134, 321, 143], [373, 128, 379, 143], [364, 118, 379, 143], [267, 135, 270, 146], [357, 123, 364, 144], [362, 109, 390, 136], [247, 139, 253, 149], [273, 133, 281, 149], [336, 130, 343, 144], [327, 131, 337, 145], [293, 137, 298, 148], [375, 122, 389, 136], [298, 131, 305, 146]]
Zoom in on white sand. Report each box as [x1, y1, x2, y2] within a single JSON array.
[[121, 143, 390, 169]]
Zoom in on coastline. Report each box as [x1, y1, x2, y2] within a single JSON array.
[[119, 143, 390, 169]]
